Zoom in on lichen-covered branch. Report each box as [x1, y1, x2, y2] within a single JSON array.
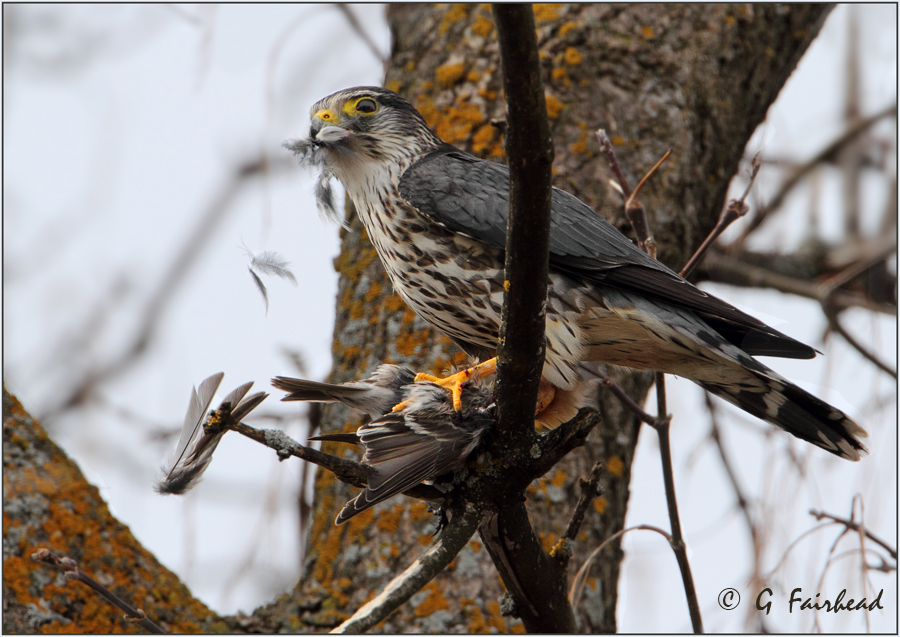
[[332, 503, 481, 633]]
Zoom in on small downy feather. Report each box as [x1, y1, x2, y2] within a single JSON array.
[[315, 171, 350, 229], [283, 136, 349, 229], [242, 243, 298, 315], [156, 375, 268, 495]]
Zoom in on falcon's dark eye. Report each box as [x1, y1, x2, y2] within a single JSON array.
[[355, 98, 377, 114]]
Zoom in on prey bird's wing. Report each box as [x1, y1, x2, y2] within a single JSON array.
[[164, 372, 224, 480], [335, 410, 486, 524], [158, 376, 268, 495], [399, 147, 815, 360]]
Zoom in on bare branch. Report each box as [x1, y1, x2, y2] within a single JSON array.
[[810, 509, 897, 561], [823, 306, 897, 379], [680, 157, 759, 278], [652, 374, 704, 633], [700, 250, 897, 316], [332, 503, 481, 633], [563, 461, 605, 544], [735, 104, 897, 243], [569, 525, 672, 609], [31, 549, 166, 634]]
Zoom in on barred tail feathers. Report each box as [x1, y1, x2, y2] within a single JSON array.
[[699, 366, 867, 461]]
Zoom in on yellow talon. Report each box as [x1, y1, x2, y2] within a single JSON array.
[[391, 358, 499, 412], [424, 358, 498, 411]]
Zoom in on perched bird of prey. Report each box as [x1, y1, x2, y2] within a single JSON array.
[[157, 374, 268, 495], [291, 376, 496, 525], [287, 86, 867, 460]]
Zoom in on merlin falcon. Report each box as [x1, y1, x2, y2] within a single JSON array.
[[288, 86, 867, 461]]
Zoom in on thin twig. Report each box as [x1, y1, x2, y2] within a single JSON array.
[[735, 104, 897, 243], [598, 129, 703, 632], [563, 462, 605, 543], [810, 509, 897, 561], [569, 524, 672, 608], [680, 157, 759, 278], [822, 306, 897, 379], [597, 373, 656, 425], [652, 374, 704, 633], [700, 250, 896, 316], [596, 130, 634, 197], [229, 421, 369, 486], [31, 549, 166, 634], [705, 394, 759, 551]]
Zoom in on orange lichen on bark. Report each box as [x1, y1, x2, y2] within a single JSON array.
[[640, 25, 655, 38], [471, 11, 494, 37], [410, 500, 434, 523], [439, 4, 469, 35], [471, 123, 497, 154], [349, 299, 365, 320], [364, 280, 383, 303], [2, 389, 217, 634], [607, 455, 625, 477], [384, 294, 406, 313], [414, 581, 450, 617], [460, 597, 489, 632], [551, 66, 571, 89], [545, 93, 564, 120], [436, 62, 466, 87], [539, 531, 558, 553], [375, 504, 403, 533], [312, 522, 345, 585], [558, 20, 578, 36], [549, 468, 568, 488], [344, 506, 375, 542], [563, 46, 582, 66], [486, 600, 507, 631], [594, 495, 608, 514], [434, 101, 486, 144], [532, 4, 561, 22]]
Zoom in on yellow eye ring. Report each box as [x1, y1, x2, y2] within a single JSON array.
[[355, 98, 377, 114]]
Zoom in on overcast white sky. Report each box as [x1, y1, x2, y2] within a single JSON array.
[[4, 4, 896, 632]]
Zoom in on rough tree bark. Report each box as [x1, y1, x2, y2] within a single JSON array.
[[3, 4, 834, 633]]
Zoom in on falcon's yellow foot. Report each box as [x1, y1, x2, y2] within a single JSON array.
[[392, 357, 498, 412]]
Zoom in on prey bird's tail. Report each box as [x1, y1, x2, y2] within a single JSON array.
[[698, 365, 867, 461], [272, 364, 416, 419]]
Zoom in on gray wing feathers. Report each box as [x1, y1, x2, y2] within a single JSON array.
[[399, 148, 815, 360]]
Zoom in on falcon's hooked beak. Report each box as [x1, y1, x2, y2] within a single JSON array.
[[310, 109, 353, 145]]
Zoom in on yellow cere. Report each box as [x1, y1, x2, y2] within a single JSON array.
[[315, 108, 338, 123]]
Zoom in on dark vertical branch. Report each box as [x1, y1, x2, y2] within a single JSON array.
[[485, 6, 576, 632], [492, 3, 554, 445], [479, 502, 577, 633]]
